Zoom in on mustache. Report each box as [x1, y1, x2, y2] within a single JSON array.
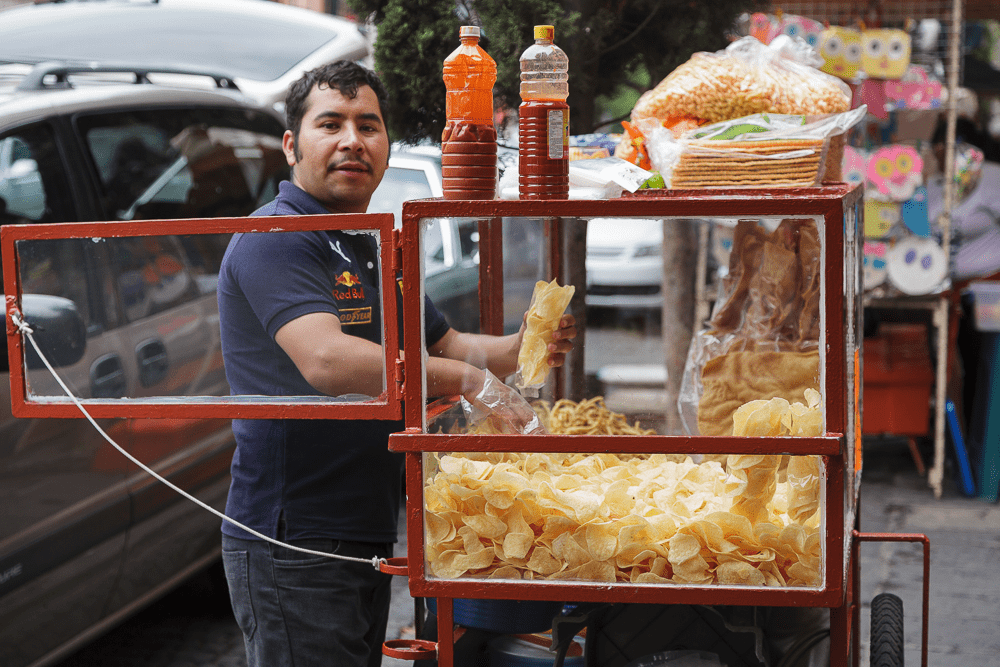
[[327, 157, 373, 173]]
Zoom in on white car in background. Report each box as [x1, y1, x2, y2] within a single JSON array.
[[0, 0, 371, 112], [585, 218, 664, 309]]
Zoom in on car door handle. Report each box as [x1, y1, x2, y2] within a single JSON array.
[[90, 353, 127, 398], [136, 338, 169, 387]]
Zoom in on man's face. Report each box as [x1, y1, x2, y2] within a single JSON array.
[[283, 83, 390, 214]]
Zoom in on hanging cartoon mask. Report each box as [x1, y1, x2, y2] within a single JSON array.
[[749, 12, 779, 44], [864, 200, 901, 238], [861, 29, 912, 79], [820, 27, 863, 79], [884, 65, 943, 109], [863, 240, 888, 288], [867, 145, 923, 201], [779, 14, 825, 50], [842, 146, 868, 188]]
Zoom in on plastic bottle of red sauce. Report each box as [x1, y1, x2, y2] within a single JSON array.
[[518, 24, 569, 200], [441, 25, 497, 200]]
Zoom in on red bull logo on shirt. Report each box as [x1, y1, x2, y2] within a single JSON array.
[[333, 271, 364, 301]]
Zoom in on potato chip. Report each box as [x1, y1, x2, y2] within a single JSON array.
[[515, 279, 575, 393], [501, 507, 535, 560], [584, 522, 620, 562], [526, 545, 564, 576], [786, 455, 822, 524], [487, 565, 523, 580], [716, 560, 767, 587]]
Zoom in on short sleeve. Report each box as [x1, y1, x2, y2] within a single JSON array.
[[229, 232, 340, 339]]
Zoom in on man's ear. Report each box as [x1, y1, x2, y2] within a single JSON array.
[[282, 129, 297, 168]]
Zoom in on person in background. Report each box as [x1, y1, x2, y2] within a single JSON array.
[[926, 116, 1000, 431], [216, 60, 576, 667], [927, 116, 1000, 282]]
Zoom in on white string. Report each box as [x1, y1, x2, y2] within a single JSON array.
[[10, 311, 385, 571]]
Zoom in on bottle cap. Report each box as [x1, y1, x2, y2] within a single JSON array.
[[534, 25, 554, 41], [459, 25, 480, 38]]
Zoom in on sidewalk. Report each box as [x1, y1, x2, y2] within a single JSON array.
[[384, 438, 1000, 666]]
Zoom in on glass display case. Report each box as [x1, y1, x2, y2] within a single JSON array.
[[390, 186, 863, 609]]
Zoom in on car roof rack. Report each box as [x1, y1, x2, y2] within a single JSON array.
[[13, 61, 241, 92]]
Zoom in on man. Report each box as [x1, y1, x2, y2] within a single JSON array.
[[217, 61, 575, 667]]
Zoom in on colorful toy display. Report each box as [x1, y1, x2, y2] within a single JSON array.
[[861, 29, 912, 79], [901, 186, 930, 236], [886, 236, 948, 295], [749, 12, 779, 44], [841, 146, 867, 188]]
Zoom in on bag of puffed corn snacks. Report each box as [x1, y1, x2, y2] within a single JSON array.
[[629, 36, 851, 128]]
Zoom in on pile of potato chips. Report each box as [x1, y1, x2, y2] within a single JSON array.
[[424, 393, 824, 588]]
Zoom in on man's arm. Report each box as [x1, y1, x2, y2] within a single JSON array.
[[275, 311, 575, 400], [428, 314, 577, 380], [274, 312, 495, 402], [275, 312, 387, 396]]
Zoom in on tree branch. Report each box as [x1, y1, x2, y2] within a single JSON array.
[[585, 0, 665, 65], [589, 110, 634, 133]]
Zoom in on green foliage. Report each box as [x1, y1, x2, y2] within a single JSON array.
[[346, 0, 767, 141]]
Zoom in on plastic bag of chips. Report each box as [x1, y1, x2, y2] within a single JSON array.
[[463, 370, 545, 435], [679, 217, 824, 437]]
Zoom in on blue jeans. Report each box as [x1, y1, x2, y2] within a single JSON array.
[[222, 532, 393, 667]]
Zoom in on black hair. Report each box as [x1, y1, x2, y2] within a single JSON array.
[[284, 61, 390, 158]]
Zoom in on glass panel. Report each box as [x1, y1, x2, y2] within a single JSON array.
[[413, 212, 830, 589], [421, 448, 826, 589], [15, 228, 389, 405], [77, 107, 287, 221]]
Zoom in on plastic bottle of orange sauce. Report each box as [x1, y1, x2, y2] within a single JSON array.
[[441, 25, 497, 200], [518, 24, 569, 200]]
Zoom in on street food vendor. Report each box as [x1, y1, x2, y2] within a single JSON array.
[[216, 60, 575, 667]]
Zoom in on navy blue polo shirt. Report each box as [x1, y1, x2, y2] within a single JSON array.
[[218, 181, 449, 543]]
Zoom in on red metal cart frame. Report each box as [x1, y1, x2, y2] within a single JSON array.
[[385, 186, 927, 667]]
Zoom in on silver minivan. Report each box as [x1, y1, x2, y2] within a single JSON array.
[[0, 68, 291, 667]]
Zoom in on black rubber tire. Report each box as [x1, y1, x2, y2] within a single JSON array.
[[870, 593, 905, 667]]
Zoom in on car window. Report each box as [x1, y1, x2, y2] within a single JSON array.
[[76, 107, 288, 221], [369, 165, 435, 226], [0, 124, 74, 225]]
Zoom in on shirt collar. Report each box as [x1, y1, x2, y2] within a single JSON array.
[[273, 180, 332, 216]]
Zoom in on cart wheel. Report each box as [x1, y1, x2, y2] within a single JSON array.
[[870, 593, 904, 667]]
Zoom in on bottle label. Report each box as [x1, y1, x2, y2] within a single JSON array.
[[546, 109, 567, 160]]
